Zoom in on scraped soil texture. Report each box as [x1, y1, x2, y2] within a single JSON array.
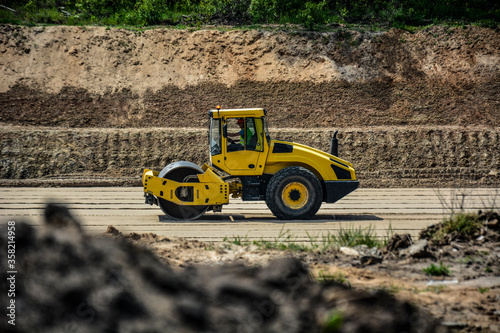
[[1, 125, 499, 188], [2, 205, 499, 332], [0, 24, 499, 186]]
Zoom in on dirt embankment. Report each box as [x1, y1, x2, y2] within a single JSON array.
[[1, 126, 499, 187], [0, 24, 498, 185], [0, 25, 499, 128]]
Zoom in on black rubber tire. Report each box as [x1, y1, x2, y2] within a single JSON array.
[[265, 166, 323, 220]]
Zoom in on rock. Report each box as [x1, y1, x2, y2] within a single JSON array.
[[386, 233, 413, 252], [340, 246, 360, 256], [408, 239, 428, 255], [400, 239, 435, 259], [352, 245, 383, 265], [484, 219, 498, 228]]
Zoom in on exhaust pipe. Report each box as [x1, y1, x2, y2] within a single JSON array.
[[330, 130, 339, 157]]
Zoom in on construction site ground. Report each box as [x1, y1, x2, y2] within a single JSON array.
[[0, 24, 499, 332]]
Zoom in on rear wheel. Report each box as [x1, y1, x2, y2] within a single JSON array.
[[157, 161, 209, 221], [265, 166, 323, 220]]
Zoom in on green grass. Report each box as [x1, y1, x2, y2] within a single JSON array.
[[316, 270, 350, 287], [478, 287, 489, 294], [442, 212, 482, 236], [222, 224, 392, 254], [426, 212, 483, 243], [423, 262, 450, 276], [377, 281, 404, 295], [321, 310, 344, 333], [423, 285, 446, 294], [328, 224, 389, 248]]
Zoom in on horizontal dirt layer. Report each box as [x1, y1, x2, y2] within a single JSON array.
[[1, 125, 498, 187], [1, 79, 499, 129], [0, 25, 498, 129]]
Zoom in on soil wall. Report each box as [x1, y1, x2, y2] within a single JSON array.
[[0, 24, 498, 187], [0, 25, 499, 129]]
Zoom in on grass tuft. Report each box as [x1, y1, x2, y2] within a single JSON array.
[[222, 224, 393, 253], [423, 262, 450, 276], [441, 212, 482, 237], [331, 224, 387, 249], [316, 270, 350, 287]]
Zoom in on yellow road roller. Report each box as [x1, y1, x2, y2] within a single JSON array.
[[143, 107, 358, 220]]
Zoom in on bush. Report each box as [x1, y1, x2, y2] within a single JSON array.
[[297, 1, 327, 29], [75, 0, 136, 17], [249, 0, 275, 23], [442, 212, 482, 238], [135, 0, 167, 25], [199, 0, 252, 25], [3, 0, 499, 27]]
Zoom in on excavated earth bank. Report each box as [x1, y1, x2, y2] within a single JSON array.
[[0, 24, 499, 187], [1, 125, 499, 187]]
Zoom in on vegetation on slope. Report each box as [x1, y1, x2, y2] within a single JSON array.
[[1, 0, 498, 29]]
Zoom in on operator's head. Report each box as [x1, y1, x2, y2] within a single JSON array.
[[237, 118, 244, 127]]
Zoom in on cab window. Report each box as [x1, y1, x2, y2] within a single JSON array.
[[209, 118, 221, 156], [226, 117, 263, 152]]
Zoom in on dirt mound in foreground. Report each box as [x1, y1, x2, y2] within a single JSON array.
[[0, 204, 438, 333], [107, 210, 500, 332]]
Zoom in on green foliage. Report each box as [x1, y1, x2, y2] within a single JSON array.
[[316, 270, 349, 286], [321, 310, 344, 333], [248, 0, 274, 23], [135, 0, 168, 25], [298, 1, 328, 30], [200, 0, 252, 24], [331, 224, 385, 248], [249, 0, 328, 28], [75, 0, 136, 17], [478, 287, 489, 293], [220, 223, 392, 254], [423, 262, 450, 276], [1, 0, 498, 28], [222, 234, 249, 246], [423, 211, 484, 243], [251, 227, 311, 251], [442, 212, 482, 238]]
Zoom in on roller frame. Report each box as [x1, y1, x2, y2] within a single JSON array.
[[143, 165, 229, 206]]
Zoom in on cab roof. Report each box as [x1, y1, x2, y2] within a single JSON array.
[[208, 108, 267, 119]]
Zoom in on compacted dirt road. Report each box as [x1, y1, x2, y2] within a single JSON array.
[[1, 187, 497, 240]]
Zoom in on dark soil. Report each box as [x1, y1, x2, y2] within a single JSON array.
[[1, 79, 499, 129]]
